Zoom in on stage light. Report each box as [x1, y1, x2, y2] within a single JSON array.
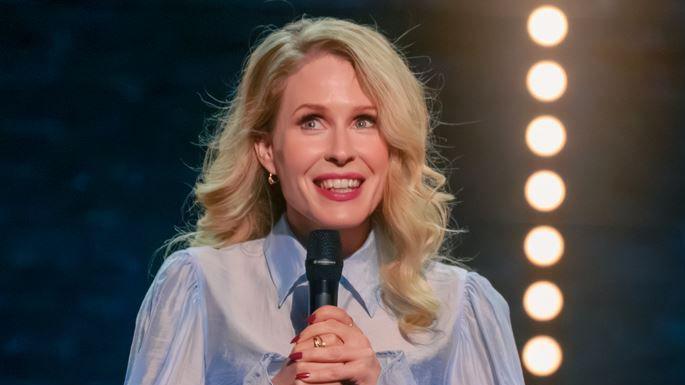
[[525, 170, 566, 211], [524, 225, 564, 267], [526, 115, 566, 157], [528, 5, 568, 47], [526, 61, 567, 102], [522, 335, 563, 376], [524, 281, 564, 321]]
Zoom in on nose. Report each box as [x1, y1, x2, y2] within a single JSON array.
[[324, 126, 355, 167]]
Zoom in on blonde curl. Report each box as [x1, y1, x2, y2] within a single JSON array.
[[162, 16, 461, 339]]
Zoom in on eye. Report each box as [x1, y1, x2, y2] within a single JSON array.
[[354, 115, 377, 129], [298, 114, 324, 130]]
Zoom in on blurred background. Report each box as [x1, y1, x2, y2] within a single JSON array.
[[2, 0, 684, 384]]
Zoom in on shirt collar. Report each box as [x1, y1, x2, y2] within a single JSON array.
[[263, 215, 381, 317]]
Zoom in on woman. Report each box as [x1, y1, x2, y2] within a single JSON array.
[[124, 17, 525, 385]]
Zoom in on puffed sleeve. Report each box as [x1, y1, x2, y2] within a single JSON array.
[[452, 272, 525, 385], [242, 351, 417, 385], [241, 351, 417, 385], [124, 251, 207, 385], [376, 351, 418, 385]]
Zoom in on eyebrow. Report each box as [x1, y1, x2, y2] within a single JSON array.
[[292, 103, 377, 115]]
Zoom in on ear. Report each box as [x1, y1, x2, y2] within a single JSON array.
[[254, 137, 276, 175]]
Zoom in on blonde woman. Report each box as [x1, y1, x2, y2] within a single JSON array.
[[124, 17, 525, 385]]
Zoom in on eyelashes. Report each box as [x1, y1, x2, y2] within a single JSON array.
[[299, 114, 322, 129], [298, 114, 377, 130], [354, 115, 377, 128]]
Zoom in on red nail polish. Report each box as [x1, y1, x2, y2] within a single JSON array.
[[295, 372, 310, 380], [307, 314, 316, 324], [289, 352, 303, 361], [290, 335, 300, 344]]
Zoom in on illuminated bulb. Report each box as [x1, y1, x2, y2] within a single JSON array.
[[524, 226, 564, 267], [525, 170, 566, 211], [526, 115, 566, 157], [526, 61, 567, 102], [528, 5, 568, 47], [524, 281, 564, 321], [522, 336, 563, 376]]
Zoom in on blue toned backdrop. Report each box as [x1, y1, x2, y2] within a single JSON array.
[[2, 1, 684, 384]]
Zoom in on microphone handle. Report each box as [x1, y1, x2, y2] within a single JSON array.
[[309, 279, 338, 314]]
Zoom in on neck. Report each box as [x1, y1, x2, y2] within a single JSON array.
[[285, 214, 371, 258]]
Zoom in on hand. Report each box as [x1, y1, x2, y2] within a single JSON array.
[[272, 306, 381, 385]]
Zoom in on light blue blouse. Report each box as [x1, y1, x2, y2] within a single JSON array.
[[124, 216, 525, 385]]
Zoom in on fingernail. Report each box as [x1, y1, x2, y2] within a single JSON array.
[[295, 372, 310, 380], [307, 314, 316, 324], [290, 335, 300, 344], [289, 352, 303, 361]]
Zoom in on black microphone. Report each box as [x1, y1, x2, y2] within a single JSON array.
[[305, 230, 343, 314]]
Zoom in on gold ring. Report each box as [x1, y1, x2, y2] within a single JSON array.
[[313, 335, 326, 348]]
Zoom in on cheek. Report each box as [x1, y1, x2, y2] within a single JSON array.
[[356, 138, 390, 207], [359, 137, 390, 174], [275, 137, 317, 176], [373, 145, 390, 170], [273, 140, 317, 198]]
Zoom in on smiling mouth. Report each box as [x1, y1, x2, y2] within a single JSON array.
[[313, 177, 364, 193]]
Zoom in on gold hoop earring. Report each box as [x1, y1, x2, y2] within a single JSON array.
[[268, 173, 278, 185]]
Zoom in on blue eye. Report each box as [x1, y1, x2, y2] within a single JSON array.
[[299, 114, 323, 130], [355, 115, 376, 129]]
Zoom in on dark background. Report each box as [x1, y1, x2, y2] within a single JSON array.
[[2, 0, 684, 384]]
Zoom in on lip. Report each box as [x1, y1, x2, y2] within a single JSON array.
[[312, 172, 365, 202]]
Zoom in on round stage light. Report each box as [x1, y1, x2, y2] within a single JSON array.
[[524, 281, 564, 321], [526, 115, 566, 157], [522, 335, 563, 376], [524, 225, 564, 267], [528, 5, 568, 47], [525, 170, 566, 211], [526, 61, 567, 102]]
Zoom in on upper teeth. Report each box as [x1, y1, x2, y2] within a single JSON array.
[[320, 179, 361, 189]]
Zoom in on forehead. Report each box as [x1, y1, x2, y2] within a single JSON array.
[[278, 51, 375, 111]]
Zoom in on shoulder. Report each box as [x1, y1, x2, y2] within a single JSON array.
[[424, 261, 469, 303], [154, 249, 201, 284], [147, 250, 205, 303], [156, 237, 267, 285], [463, 270, 510, 311], [425, 264, 525, 383], [425, 261, 511, 321]]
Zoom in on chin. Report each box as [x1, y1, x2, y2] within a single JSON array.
[[312, 210, 371, 230]]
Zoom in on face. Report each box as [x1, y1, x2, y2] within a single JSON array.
[[255, 52, 389, 240]]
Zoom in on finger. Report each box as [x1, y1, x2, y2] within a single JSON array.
[[285, 361, 343, 383], [296, 346, 375, 363], [297, 358, 373, 383], [309, 305, 355, 328], [293, 333, 343, 352], [273, 361, 341, 385], [294, 377, 343, 385], [297, 319, 356, 345], [285, 361, 342, 371], [295, 380, 341, 385]]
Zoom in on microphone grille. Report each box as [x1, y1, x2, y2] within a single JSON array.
[[306, 230, 341, 262]]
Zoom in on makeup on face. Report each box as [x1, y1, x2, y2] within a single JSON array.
[[313, 172, 365, 201], [262, 51, 390, 250]]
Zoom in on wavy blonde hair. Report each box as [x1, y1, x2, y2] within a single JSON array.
[[166, 17, 457, 338]]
